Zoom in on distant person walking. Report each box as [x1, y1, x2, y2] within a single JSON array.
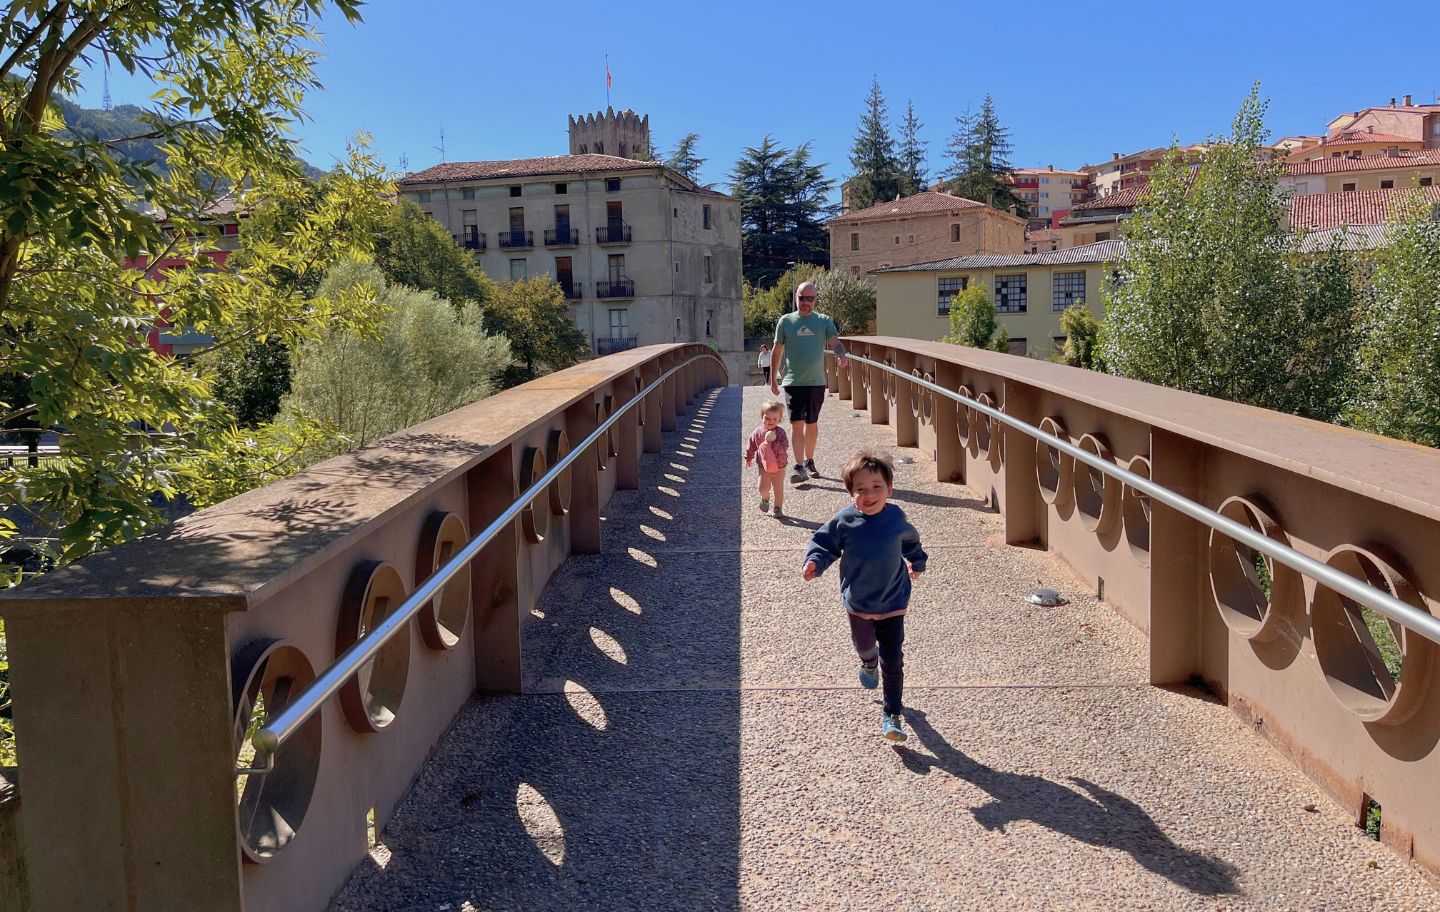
[[770, 280, 847, 483], [757, 343, 772, 385]]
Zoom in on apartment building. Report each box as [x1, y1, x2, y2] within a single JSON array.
[[1011, 166, 1092, 228], [1281, 148, 1440, 196], [134, 197, 243, 356], [828, 190, 1026, 277], [871, 241, 1121, 357], [397, 153, 746, 382], [1056, 187, 1140, 248], [1289, 185, 1440, 231], [1083, 145, 1206, 199], [1325, 95, 1440, 149]]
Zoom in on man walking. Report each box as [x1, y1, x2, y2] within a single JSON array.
[[770, 280, 847, 483]]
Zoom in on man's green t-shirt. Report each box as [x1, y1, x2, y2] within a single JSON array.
[[774, 311, 839, 387]]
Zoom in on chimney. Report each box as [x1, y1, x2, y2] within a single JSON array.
[[1112, 152, 1120, 160], [1390, 97, 1397, 107], [1047, 164, 1054, 171], [1403, 94, 1413, 106]]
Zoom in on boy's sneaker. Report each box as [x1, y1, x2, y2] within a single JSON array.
[[858, 662, 879, 689], [804, 458, 820, 478], [790, 463, 808, 484], [758, 498, 770, 513], [882, 712, 907, 743]]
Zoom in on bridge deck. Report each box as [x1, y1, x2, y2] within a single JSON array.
[[334, 386, 1436, 911]]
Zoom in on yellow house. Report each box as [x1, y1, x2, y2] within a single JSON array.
[[871, 240, 1121, 357]]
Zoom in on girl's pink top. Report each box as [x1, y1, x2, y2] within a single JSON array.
[[744, 425, 789, 474]]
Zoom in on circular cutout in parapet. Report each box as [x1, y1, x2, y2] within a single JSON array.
[[1072, 433, 1119, 534], [972, 393, 996, 460], [1035, 417, 1073, 507], [336, 560, 412, 733], [547, 428, 573, 516], [633, 375, 646, 427], [909, 369, 923, 419], [921, 372, 936, 426], [956, 385, 974, 446], [1206, 495, 1300, 640], [232, 640, 321, 864], [594, 401, 611, 471], [1122, 456, 1152, 566], [415, 511, 471, 650], [883, 359, 897, 401], [1312, 544, 1434, 725], [520, 445, 550, 544]]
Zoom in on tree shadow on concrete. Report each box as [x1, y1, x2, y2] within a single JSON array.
[[897, 708, 1240, 898]]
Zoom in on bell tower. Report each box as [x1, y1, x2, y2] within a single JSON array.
[[568, 108, 652, 160]]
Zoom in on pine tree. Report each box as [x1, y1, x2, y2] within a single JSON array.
[[897, 100, 928, 196], [941, 94, 1025, 215], [847, 78, 901, 211], [665, 133, 706, 183], [731, 137, 836, 286]]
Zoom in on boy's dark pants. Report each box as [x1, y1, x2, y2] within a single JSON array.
[[848, 613, 905, 715]]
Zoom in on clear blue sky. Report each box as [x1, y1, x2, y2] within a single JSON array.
[[76, 0, 1440, 195]]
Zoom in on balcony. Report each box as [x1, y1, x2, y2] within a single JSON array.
[[544, 227, 579, 247], [459, 230, 486, 251], [560, 280, 582, 300], [497, 229, 533, 249], [596, 223, 632, 245], [595, 278, 635, 299], [595, 334, 639, 355]]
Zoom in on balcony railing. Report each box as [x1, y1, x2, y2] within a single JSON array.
[[497, 230, 533, 249], [560, 281, 582, 300], [544, 227, 579, 246], [595, 278, 635, 299], [595, 334, 639, 355], [459, 230, 486, 251], [596, 223, 631, 244]]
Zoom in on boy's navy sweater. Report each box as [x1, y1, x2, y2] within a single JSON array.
[[805, 503, 928, 619]]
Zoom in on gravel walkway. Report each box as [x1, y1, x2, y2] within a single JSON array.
[[333, 385, 1438, 912]]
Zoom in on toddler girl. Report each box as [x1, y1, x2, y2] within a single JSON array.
[[743, 400, 790, 516]]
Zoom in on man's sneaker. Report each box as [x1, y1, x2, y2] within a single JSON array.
[[858, 662, 879, 689], [790, 463, 808, 484], [758, 498, 770, 513], [805, 459, 820, 478], [882, 712, 907, 743]]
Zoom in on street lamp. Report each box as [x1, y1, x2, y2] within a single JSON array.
[[786, 260, 797, 310]]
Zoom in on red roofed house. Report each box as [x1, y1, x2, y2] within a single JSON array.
[[1281, 148, 1440, 196], [1288, 186, 1440, 231], [827, 191, 1026, 278]]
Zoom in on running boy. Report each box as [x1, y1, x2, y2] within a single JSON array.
[[803, 451, 927, 742], [743, 400, 790, 516]]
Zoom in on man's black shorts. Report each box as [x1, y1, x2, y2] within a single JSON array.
[[783, 385, 827, 424]]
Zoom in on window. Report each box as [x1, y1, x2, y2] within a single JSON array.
[[1007, 338, 1028, 357], [606, 178, 621, 192], [509, 258, 527, 281], [894, 236, 900, 245], [703, 204, 712, 229], [1052, 271, 1086, 311], [1422, 177, 1434, 187], [579, 144, 588, 154], [220, 223, 239, 236], [951, 224, 962, 242], [1380, 179, 1395, 189], [1343, 182, 1356, 192], [416, 190, 432, 203], [850, 232, 860, 251], [608, 253, 625, 282], [509, 207, 525, 233], [705, 309, 713, 337], [461, 187, 475, 200], [937, 276, 967, 316], [1094, 231, 1111, 241], [422, 211, 434, 220], [509, 185, 522, 197], [555, 256, 573, 294], [704, 255, 713, 283], [851, 266, 860, 276], [1054, 335, 1068, 351], [610, 308, 629, 338], [461, 209, 479, 247], [555, 182, 568, 194], [995, 274, 1027, 313]]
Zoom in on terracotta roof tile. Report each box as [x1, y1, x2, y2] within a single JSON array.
[[1287, 187, 1440, 229], [1069, 185, 1145, 212], [1284, 149, 1440, 177], [829, 190, 995, 225], [1322, 130, 1418, 147], [399, 154, 663, 185]]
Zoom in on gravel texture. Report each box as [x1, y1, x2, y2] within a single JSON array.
[[332, 385, 1438, 912]]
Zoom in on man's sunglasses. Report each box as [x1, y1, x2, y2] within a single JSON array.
[[798, 294, 817, 301]]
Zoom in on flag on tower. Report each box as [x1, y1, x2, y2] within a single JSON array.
[[606, 62, 612, 90]]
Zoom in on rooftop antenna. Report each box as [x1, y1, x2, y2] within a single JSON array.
[[435, 127, 446, 164], [397, 152, 409, 172], [102, 63, 112, 110]]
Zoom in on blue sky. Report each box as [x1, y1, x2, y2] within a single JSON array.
[[77, 0, 1440, 195]]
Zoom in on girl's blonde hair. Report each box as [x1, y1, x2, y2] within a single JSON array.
[[760, 400, 783, 417]]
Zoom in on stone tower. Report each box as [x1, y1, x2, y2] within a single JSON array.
[[568, 108, 652, 160]]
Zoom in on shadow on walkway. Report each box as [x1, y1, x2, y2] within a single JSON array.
[[897, 708, 1240, 898]]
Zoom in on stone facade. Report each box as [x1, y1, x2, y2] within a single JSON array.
[[828, 191, 1026, 278], [398, 156, 748, 383], [568, 108, 652, 160]]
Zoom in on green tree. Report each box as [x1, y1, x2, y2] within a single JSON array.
[[731, 137, 835, 286], [665, 132, 706, 183], [847, 78, 901, 211], [372, 200, 496, 310], [1344, 199, 1440, 446], [0, 1, 383, 562], [743, 263, 825, 341], [814, 270, 876, 334], [1101, 86, 1359, 422], [897, 99, 928, 197], [209, 337, 293, 426], [281, 262, 513, 457], [940, 94, 1026, 215], [941, 285, 1007, 351], [486, 276, 590, 383], [1056, 305, 1104, 370]]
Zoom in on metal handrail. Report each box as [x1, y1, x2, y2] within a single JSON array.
[[253, 351, 717, 755], [841, 351, 1440, 647]]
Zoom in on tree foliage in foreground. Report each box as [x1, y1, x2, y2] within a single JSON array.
[[813, 270, 876, 335], [743, 264, 825, 341], [486, 276, 590, 384], [941, 285, 1007, 351], [1056, 304, 1105, 371], [731, 137, 835, 286]]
